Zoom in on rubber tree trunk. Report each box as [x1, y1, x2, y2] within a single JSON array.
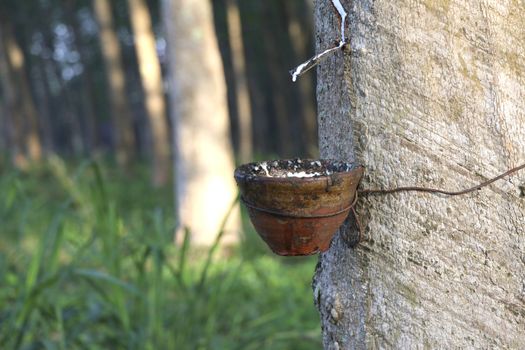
[[128, 0, 170, 187], [94, 0, 136, 166], [313, 0, 525, 348], [164, 0, 240, 246]]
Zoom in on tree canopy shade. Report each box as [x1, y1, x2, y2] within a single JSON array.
[[312, 0, 525, 348]]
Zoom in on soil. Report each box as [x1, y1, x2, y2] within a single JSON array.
[[240, 159, 356, 178]]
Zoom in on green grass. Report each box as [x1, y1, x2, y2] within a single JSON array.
[[0, 157, 321, 349]]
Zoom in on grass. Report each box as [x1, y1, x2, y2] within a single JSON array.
[[0, 157, 321, 349]]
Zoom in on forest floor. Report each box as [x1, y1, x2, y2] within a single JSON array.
[[0, 157, 321, 349]]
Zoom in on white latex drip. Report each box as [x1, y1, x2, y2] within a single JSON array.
[[290, 0, 349, 82]]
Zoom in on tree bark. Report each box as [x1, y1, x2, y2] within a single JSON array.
[[94, 0, 136, 165], [128, 0, 170, 186], [313, 0, 525, 348], [164, 0, 240, 245], [225, 0, 253, 163]]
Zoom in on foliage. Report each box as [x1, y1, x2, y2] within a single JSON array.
[[0, 158, 321, 349]]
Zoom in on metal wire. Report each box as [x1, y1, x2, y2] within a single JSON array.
[[353, 162, 525, 243], [359, 162, 525, 196]]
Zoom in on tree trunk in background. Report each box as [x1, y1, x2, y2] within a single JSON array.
[[225, 0, 252, 163], [164, 0, 240, 245], [0, 20, 42, 165], [38, 16, 84, 156], [284, 0, 317, 157], [0, 33, 15, 159], [75, 63, 99, 155], [313, 0, 525, 348], [261, 1, 296, 157], [33, 58, 55, 154], [94, 0, 135, 166], [66, 1, 99, 155], [261, 1, 294, 157], [0, 90, 7, 155], [0, 115, 4, 159], [128, 0, 170, 187]]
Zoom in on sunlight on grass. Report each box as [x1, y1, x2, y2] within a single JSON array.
[[0, 158, 321, 349]]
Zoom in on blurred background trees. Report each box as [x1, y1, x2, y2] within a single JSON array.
[[0, 1, 323, 347], [0, 0, 318, 171], [0, 0, 318, 245], [165, 0, 240, 245]]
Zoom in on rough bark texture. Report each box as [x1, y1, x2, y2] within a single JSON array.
[[313, 0, 525, 348], [164, 0, 240, 245]]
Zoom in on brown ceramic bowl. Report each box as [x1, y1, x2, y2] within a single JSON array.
[[234, 159, 364, 256]]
